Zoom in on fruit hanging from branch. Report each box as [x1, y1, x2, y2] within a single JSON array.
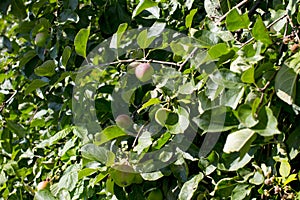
[[135, 63, 154, 82], [115, 114, 133, 129]]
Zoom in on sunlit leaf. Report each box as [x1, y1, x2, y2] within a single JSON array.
[[225, 8, 250, 31], [74, 27, 90, 58]]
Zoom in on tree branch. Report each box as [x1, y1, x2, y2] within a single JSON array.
[[77, 58, 181, 73], [217, 0, 249, 23], [178, 47, 198, 71], [241, 14, 288, 47]]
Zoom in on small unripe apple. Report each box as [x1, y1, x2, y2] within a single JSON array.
[[37, 178, 50, 190], [155, 108, 169, 126], [127, 62, 140, 74], [115, 114, 133, 129], [35, 32, 49, 47], [109, 164, 142, 187], [135, 63, 154, 82], [147, 189, 163, 200]]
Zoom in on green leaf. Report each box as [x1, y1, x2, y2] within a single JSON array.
[[138, 98, 161, 113], [241, 66, 255, 83], [34, 60, 56, 77], [152, 132, 171, 150], [223, 129, 256, 153], [286, 126, 300, 159], [219, 87, 245, 109], [231, 184, 251, 200], [236, 104, 258, 128], [74, 27, 90, 58], [208, 43, 230, 59], [94, 125, 127, 145], [283, 174, 297, 185], [61, 46, 72, 67], [210, 69, 243, 89], [249, 171, 264, 185], [220, 148, 256, 171], [251, 106, 281, 136], [6, 120, 26, 138], [132, 0, 158, 18], [34, 190, 56, 200], [58, 165, 79, 192], [37, 127, 74, 148], [252, 15, 272, 45], [279, 160, 291, 178], [78, 168, 98, 180], [110, 23, 128, 49], [178, 173, 204, 200], [133, 131, 152, 154], [81, 143, 114, 165], [225, 8, 250, 31], [25, 79, 48, 95], [185, 9, 198, 28], [195, 106, 239, 132], [137, 29, 155, 49], [19, 50, 36, 67], [11, 0, 27, 19], [193, 30, 219, 48], [214, 178, 237, 197], [178, 82, 195, 94], [275, 65, 297, 105], [204, 0, 222, 19], [140, 171, 164, 181]]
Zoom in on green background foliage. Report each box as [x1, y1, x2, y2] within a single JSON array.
[[1, 0, 300, 199]]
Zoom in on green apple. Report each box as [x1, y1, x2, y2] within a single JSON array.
[[155, 108, 169, 126], [127, 61, 140, 74], [35, 32, 49, 47], [109, 164, 142, 187], [135, 63, 154, 82], [115, 114, 133, 129], [147, 189, 163, 200]]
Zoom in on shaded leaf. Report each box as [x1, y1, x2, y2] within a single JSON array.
[[275, 64, 297, 105], [25, 79, 48, 95], [34, 60, 56, 77], [61, 46, 72, 67]]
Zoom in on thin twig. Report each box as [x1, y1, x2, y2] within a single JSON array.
[[257, 71, 277, 92], [0, 90, 17, 112], [132, 121, 149, 148], [217, 0, 249, 23], [178, 47, 198, 71], [286, 15, 300, 42], [77, 58, 181, 73], [242, 14, 288, 47], [248, 0, 261, 18]]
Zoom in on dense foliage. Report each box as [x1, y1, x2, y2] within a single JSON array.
[[1, 0, 300, 199]]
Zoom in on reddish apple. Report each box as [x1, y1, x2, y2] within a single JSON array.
[[115, 114, 133, 129], [135, 63, 154, 82], [127, 61, 140, 74]]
